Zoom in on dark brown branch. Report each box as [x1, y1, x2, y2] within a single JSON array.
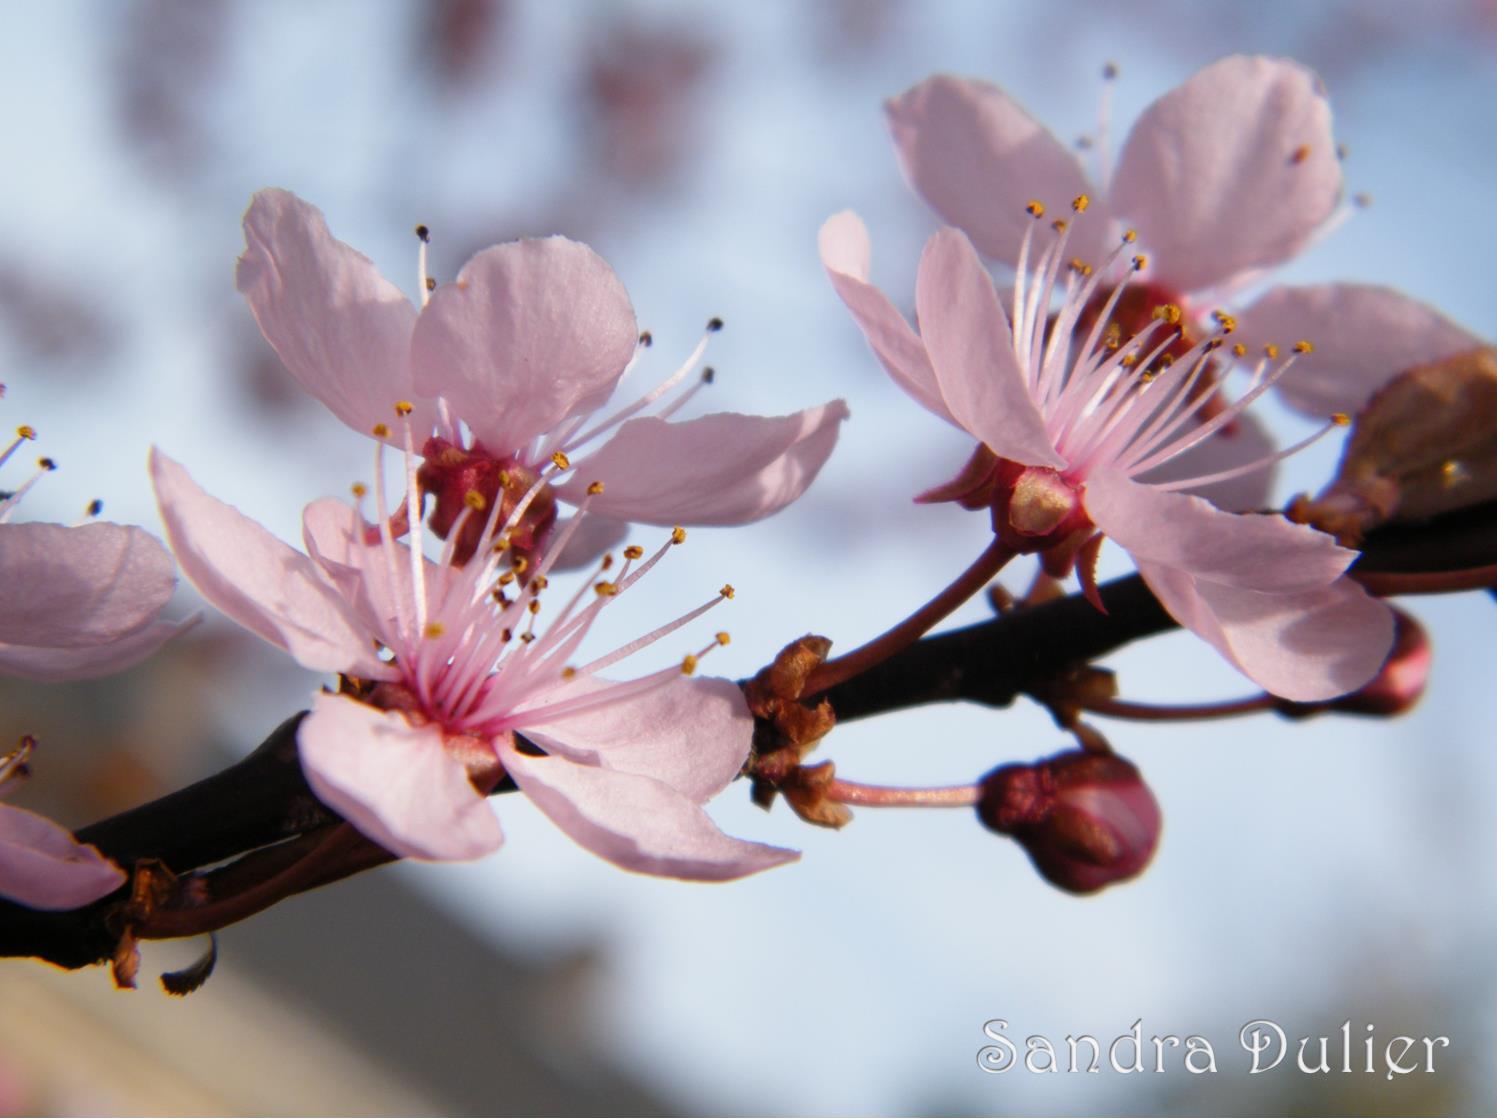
[[2, 498, 1493, 969]]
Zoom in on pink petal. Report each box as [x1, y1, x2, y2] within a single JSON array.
[[0, 802, 124, 910], [411, 237, 637, 453], [1110, 56, 1341, 294], [299, 692, 504, 861], [554, 402, 849, 525], [886, 75, 1105, 266], [1084, 469, 1352, 592], [236, 189, 436, 442], [818, 211, 952, 423], [1136, 560, 1394, 701], [151, 450, 386, 677], [1137, 411, 1277, 512], [521, 676, 752, 802], [0, 619, 190, 683], [499, 742, 797, 881], [0, 522, 174, 647], [915, 229, 1063, 468], [1240, 283, 1485, 417], [548, 513, 631, 571]]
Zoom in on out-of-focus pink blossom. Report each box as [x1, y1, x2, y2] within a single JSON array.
[[821, 207, 1394, 701], [0, 740, 123, 910], [152, 449, 796, 880], [237, 189, 847, 566]]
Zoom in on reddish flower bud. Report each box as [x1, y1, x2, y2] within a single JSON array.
[[977, 750, 1161, 894]]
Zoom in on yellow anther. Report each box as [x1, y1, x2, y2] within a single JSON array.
[[1158, 353, 1176, 367], [601, 553, 614, 570], [1050, 219, 1068, 233], [519, 631, 535, 644], [15, 425, 35, 440], [1290, 144, 1311, 164], [1025, 200, 1045, 218], [551, 451, 571, 471], [594, 581, 619, 597], [497, 571, 516, 587], [493, 590, 512, 608], [1212, 311, 1237, 334], [1293, 339, 1314, 354], [671, 526, 687, 545], [623, 545, 644, 560], [1232, 343, 1247, 357], [463, 489, 486, 511], [1131, 254, 1148, 272], [1151, 303, 1182, 326], [1121, 229, 1138, 244], [715, 632, 730, 646], [532, 575, 549, 590], [350, 482, 368, 498], [1331, 412, 1351, 427], [562, 666, 577, 679], [1140, 370, 1158, 383], [394, 400, 414, 416], [371, 422, 390, 437], [719, 583, 736, 599], [1068, 258, 1092, 277], [424, 277, 437, 293], [1441, 459, 1464, 478], [586, 480, 605, 495], [527, 600, 541, 615], [497, 470, 512, 487], [1121, 353, 1139, 367], [1072, 194, 1090, 213], [423, 622, 446, 638], [680, 653, 699, 676], [1263, 343, 1280, 359], [501, 627, 513, 642]]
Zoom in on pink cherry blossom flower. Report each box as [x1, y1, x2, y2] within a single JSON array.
[[0, 737, 124, 909], [820, 207, 1394, 701], [238, 188, 848, 567], [151, 446, 796, 879], [0, 426, 185, 681], [887, 55, 1342, 314]]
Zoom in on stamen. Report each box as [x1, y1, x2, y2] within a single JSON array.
[[416, 224, 432, 308]]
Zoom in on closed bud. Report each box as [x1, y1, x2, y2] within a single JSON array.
[[976, 750, 1161, 894]]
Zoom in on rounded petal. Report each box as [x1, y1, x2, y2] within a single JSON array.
[[236, 189, 436, 442], [886, 75, 1105, 266], [411, 237, 637, 452], [0, 802, 124, 910], [500, 742, 797, 881], [1137, 560, 1394, 701], [299, 692, 504, 862], [521, 676, 752, 802], [1240, 283, 1485, 417], [0, 618, 192, 683], [1111, 56, 1342, 294], [554, 402, 850, 525], [1136, 410, 1277, 512], [1084, 469, 1353, 592], [818, 211, 952, 423], [915, 229, 1063, 468], [0, 522, 174, 648], [151, 450, 386, 677]]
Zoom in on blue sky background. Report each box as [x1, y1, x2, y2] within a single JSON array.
[[2, 1, 1494, 1113]]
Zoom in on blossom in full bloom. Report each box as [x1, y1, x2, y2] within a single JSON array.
[[238, 188, 848, 566], [886, 58, 1490, 431], [151, 446, 796, 879], [820, 205, 1394, 701], [0, 737, 124, 909]]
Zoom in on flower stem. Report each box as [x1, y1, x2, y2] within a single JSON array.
[[1354, 562, 1497, 596], [1082, 694, 1275, 722], [805, 538, 1017, 695], [823, 778, 980, 807]]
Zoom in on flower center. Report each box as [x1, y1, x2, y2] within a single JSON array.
[[416, 437, 558, 569]]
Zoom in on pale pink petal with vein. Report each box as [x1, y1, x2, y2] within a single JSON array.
[[499, 742, 797, 881], [299, 692, 504, 861], [1110, 56, 1341, 294]]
